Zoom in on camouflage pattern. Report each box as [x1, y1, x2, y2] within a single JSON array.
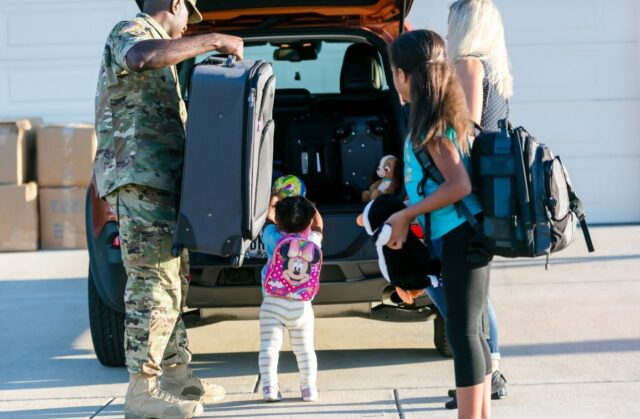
[[106, 184, 191, 376], [94, 13, 187, 199]]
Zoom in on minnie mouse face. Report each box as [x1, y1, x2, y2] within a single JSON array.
[[280, 241, 321, 284]]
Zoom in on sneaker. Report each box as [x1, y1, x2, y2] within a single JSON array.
[[491, 370, 508, 399], [301, 387, 318, 402], [445, 397, 457, 410], [160, 364, 225, 404], [263, 386, 282, 402], [445, 370, 508, 409], [124, 373, 203, 419]]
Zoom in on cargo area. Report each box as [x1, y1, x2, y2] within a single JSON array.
[[177, 37, 405, 286], [266, 39, 402, 211]]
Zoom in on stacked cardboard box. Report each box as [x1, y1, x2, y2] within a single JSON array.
[[37, 124, 96, 250], [0, 183, 39, 252], [0, 120, 40, 251]]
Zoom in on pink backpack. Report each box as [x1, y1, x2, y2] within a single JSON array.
[[264, 233, 322, 301]]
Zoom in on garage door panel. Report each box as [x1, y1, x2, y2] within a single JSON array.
[[509, 100, 640, 158], [509, 43, 639, 102], [0, 1, 136, 61], [0, 61, 98, 122], [495, 0, 638, 45], [558, 156, 640, 223]]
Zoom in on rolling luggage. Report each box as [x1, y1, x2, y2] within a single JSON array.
[[337, 116, 385, 197], [174, 57, 276, 266]]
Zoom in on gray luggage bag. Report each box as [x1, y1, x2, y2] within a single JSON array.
[[174, 57, 276, 266]]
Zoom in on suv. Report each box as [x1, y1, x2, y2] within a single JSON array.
[[86, 0, 450, 367]]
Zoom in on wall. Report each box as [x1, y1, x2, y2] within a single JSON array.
[[0, 0, 138, 123]]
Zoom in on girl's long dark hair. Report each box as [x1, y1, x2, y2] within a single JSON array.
[[389, 30, 470, 154]]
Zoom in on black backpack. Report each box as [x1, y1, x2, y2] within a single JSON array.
[[414, 119, 594, 265]]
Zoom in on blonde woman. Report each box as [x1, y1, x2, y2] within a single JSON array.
[[444, 0, 512, 411], [448, 0, 513, 130]]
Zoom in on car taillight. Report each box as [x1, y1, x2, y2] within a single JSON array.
[[112, 235, 121, 248]]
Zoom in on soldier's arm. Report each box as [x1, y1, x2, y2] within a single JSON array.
[[125, 33, 243, 72]]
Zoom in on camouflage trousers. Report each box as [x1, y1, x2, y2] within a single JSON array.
[[106, 184, 191, 376]]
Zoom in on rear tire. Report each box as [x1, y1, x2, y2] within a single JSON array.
[[434, 312, 452, 358], [88, 270, 126, 367]]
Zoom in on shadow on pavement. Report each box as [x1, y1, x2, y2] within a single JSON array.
[[0, 277, 127, 392], [191, 347, 443, 379], [493, 254, 640, 269], [0, 404, 107, 418], [503, 338, 640, 357]]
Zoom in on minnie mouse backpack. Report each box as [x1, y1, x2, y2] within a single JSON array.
[[264, 234, 322, 301]]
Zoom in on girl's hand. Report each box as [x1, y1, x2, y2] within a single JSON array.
[[386, 210, 411, 250]]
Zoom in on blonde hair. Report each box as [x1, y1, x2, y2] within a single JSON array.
[[448, 0, 513, 98]]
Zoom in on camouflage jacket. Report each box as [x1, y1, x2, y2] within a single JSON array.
[[93, 13, 187, 198]]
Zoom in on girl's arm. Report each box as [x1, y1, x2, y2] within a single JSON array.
[[386, 139, 472, 249], [266, 195, 279, 224], [455, 58, 484, 125], [310, 206, 324, 234]]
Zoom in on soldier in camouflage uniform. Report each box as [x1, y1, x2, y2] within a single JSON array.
[[93, 1, 243, 417]]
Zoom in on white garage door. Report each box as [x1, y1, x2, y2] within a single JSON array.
[[0, 1, 637, 223], [410, 0, 640, 223], [0, 0, 137, 123]]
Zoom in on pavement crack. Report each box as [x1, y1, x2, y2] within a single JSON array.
[[89, 397, 115, 418], [393, 389, 404, 419]]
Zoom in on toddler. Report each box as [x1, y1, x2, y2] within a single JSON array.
[[259, 192, 323, 402]]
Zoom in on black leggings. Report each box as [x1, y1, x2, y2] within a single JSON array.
[[441, 222, 493, 387]]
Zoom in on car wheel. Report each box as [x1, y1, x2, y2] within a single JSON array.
[[88, 269, 126, 367], [434, 312, 452, 358]]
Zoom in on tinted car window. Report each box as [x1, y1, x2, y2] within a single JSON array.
[[198, 41, 388, 94]]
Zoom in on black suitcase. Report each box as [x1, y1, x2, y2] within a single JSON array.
[[286, 113, 341, 202], [338, 116, 385, 196], [174, 57, 276, 266]]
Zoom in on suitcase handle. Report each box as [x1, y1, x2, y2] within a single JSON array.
[[225, 55, 236, 67]]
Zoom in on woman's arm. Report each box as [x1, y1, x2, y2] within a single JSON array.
[[386, 139, 472, 249], [455, 58, 484, 125]]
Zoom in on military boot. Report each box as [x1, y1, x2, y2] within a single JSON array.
[[124, 373, 203, 419], [160, 364, 226, 404]]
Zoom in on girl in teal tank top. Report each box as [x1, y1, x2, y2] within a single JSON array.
[[388, 29, 494, 417]]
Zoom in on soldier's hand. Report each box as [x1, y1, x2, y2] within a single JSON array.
[[214, 34, 244, 61]]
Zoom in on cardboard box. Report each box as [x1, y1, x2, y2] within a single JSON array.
[[0, 119, 38, 185], [37, 124, 96, 187], [39, 187, 87, 249], [0, 182, 39, 252]]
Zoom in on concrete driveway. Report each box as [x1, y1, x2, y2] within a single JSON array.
[[1, 226, 639, 418]]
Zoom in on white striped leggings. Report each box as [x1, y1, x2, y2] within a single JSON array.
[[259, 296, 317, 390]]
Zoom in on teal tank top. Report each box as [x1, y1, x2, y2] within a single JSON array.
[[403, 128, 482, 239]]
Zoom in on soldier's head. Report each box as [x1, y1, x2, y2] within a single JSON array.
[[144, 0, 194, 39]]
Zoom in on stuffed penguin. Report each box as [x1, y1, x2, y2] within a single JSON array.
[[360, 194, 440, 293]]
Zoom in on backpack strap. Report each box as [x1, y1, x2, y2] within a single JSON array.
[[412, 141, 482, 235], [567, 185, 595, 253]]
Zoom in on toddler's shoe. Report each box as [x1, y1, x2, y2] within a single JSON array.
[[263, 386, 282, 402], [301, 387, 318, 402]]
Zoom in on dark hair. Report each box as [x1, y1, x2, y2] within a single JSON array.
[[275, 196, 316, 233], [389, 30, 470, 154]]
